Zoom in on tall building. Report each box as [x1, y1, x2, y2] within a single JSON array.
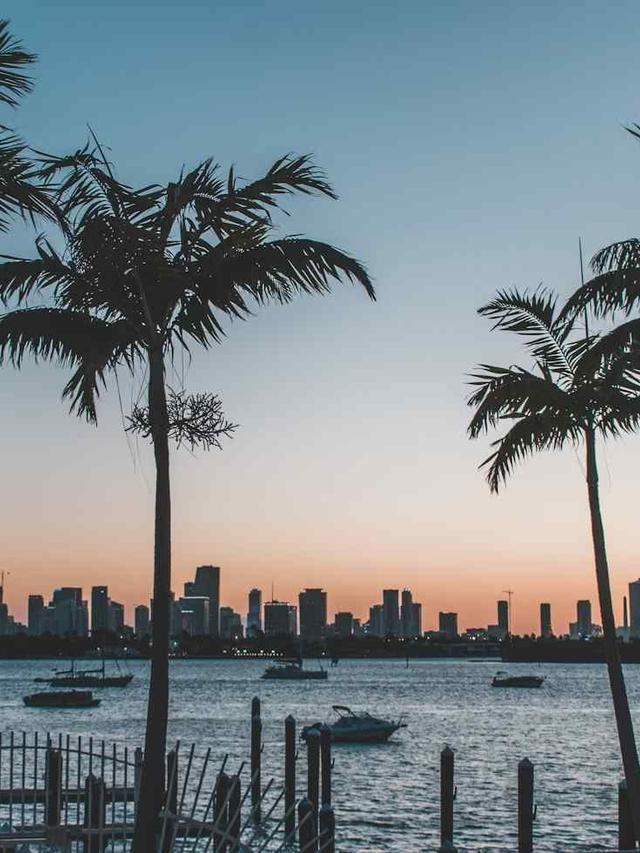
[[28, 595, 45, 636], [299, 589, 327, 640], [335, 612, 354, 638], [401, 589, 422, 637], [577, 600, 592, 636], [382, 589, 400, 636], [264, 601, 297, 636], [109, 601, 125, 634], [540, 603, 552, 638], [177, 597, 210, 635], [185, 566, 220, 637], [439, 612, 458, 639], [497, 600, 509, 634], [247, 588, 262, 637], [91, 586, 110, 633], [135, 604, 150, 639], [629, 580, 640, 639], [220, 607, 243, 640], [50, 588, 87, 636], [368, 604, 384, 637]]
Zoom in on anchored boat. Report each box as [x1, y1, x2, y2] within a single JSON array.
[[491, 672, 544, 688], [262, 659, 328, 680], [301, 705, 406, 743], [35, 657, 133, 688], [23, 690, 101, 708]]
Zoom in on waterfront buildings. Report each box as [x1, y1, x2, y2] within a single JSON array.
[[185, 566, 220, 637], [368, 604, 384, 637], [335, 611, 354, 637], [497, 600, 509, 634], [577, 600, 592, 637], [299, 589, 327, 640], [177, 597, 210, 635], [400, 589, 422, 637], [27, 595, 45, 636], [220, 606, 243, 640], [91, 586, 110, 633], [134, 604, 150, 639], [629, 579, 640, 639], [540, 603, 552, 638]]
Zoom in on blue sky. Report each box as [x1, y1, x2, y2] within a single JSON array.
[[2, 0, 640, 632]]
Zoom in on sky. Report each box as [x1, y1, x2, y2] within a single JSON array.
[[2, 0, 640, 634]]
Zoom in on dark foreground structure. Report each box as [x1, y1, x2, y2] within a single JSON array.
[[502, 637, 640, 663]]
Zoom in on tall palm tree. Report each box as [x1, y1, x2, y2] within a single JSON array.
[[468, 288, 640, 839], [0, 20, 53, 229], [0, 148, 374, 849]]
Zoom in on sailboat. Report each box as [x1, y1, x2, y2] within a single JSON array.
[[262, 658, 328, 680], [35, 657, 133, 688]]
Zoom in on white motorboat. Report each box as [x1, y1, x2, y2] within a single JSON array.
[[301, 705, 406, 743]]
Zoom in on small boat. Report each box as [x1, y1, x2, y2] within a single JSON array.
[[35, 658, 133, 688], [23, 690, 101, 708], [491, 672, 545, 688], [301, 705, 406, 743], [262, 659, 328, 680]]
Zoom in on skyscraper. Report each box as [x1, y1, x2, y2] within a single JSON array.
[[247, 588, 262, 636], [28, 595, 45, 636], [401, 589, 422, 637], [264, 601, 297, 636], [368, 604, 384, 636], [187, 566, 220, 637], [497, 600, 509, 634], [91, 586, 110, 633], [220, 607, 243, 640], [629, 580, 640, 639], [109, 601, 125, 634], [177, 597, 210, 635], [299, 589, 327, 640], [135, 604, 150, 639], [382, 589, 400, 636], [577, 600, 592, 637], [439, 611, 458, 639], [540, 603, 552, 638], [334, 612, 354, 638]]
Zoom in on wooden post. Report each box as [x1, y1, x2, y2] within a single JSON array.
[[320, 724, 332, 807], [619, 779, 636, 851], [438, 843, 459, 853], [518, 758, 534, 853], [134, 747, 143, 803], [45, 747, 62, 828], [229, 775, 241, 852], [251, 696, 261, 824], [215, 771, 230, 853], [285, 714, 296, 842], [306, 726, 320, 847], [440, 746, 454, 847], [319, 803, 335, 853], [83, 774, 106, 853], [298, 796, 314, 852]]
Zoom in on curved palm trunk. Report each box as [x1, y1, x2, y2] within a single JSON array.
[[132, 345, 171, 852], [585, 426, 640, 840]]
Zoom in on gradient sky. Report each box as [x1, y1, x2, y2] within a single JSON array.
[[3, 0, 640, 634]]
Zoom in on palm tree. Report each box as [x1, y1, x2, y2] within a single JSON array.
[[0, 20, 53, 229], [468, 288, 640, 839], [0, 147, 374, 849]]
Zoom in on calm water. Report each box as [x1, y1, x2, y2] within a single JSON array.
[[0, 657, 633, 851]]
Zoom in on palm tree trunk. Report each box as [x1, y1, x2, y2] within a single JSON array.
[[132, 344, 171, 852], [585, 425, 640, 840]]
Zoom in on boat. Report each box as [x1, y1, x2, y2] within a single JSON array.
[[491, 672, 545, 688], [35, 658, 133, 688], [23, 690, 101, 708], [301, 705, 406, 743], [261, 659, 328, 680]]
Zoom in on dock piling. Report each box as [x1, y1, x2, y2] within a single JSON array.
[[320, 724, 332, 807], [618, 779, 636, 851], [518, 757, 534, 853], [45, 747, 62, 828], [319, 803, 335, 853], [284, 714, 296, 842], [251, 696, 262, 823], [440, 746, 455, 847]]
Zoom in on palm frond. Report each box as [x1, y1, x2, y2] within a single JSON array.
[[479, 288, 575, 380], [481, 410, 582, 493], [0, 131, 55, 230], [0, 21, 36, 107], [467, 364, 573, 438], [0, 307, 139, 420]]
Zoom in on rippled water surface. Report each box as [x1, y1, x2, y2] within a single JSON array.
[[0, 657, 633, 851]]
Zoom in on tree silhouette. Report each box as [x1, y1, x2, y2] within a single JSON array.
[[468, 288, 640, 839], [0, 146, 374, 848]]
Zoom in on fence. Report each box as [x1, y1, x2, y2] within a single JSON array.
[[0, 698, 335, 852]]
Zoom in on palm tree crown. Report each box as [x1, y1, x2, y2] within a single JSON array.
[[468, 288, 640, 490], [0, 147, 373, 407]]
